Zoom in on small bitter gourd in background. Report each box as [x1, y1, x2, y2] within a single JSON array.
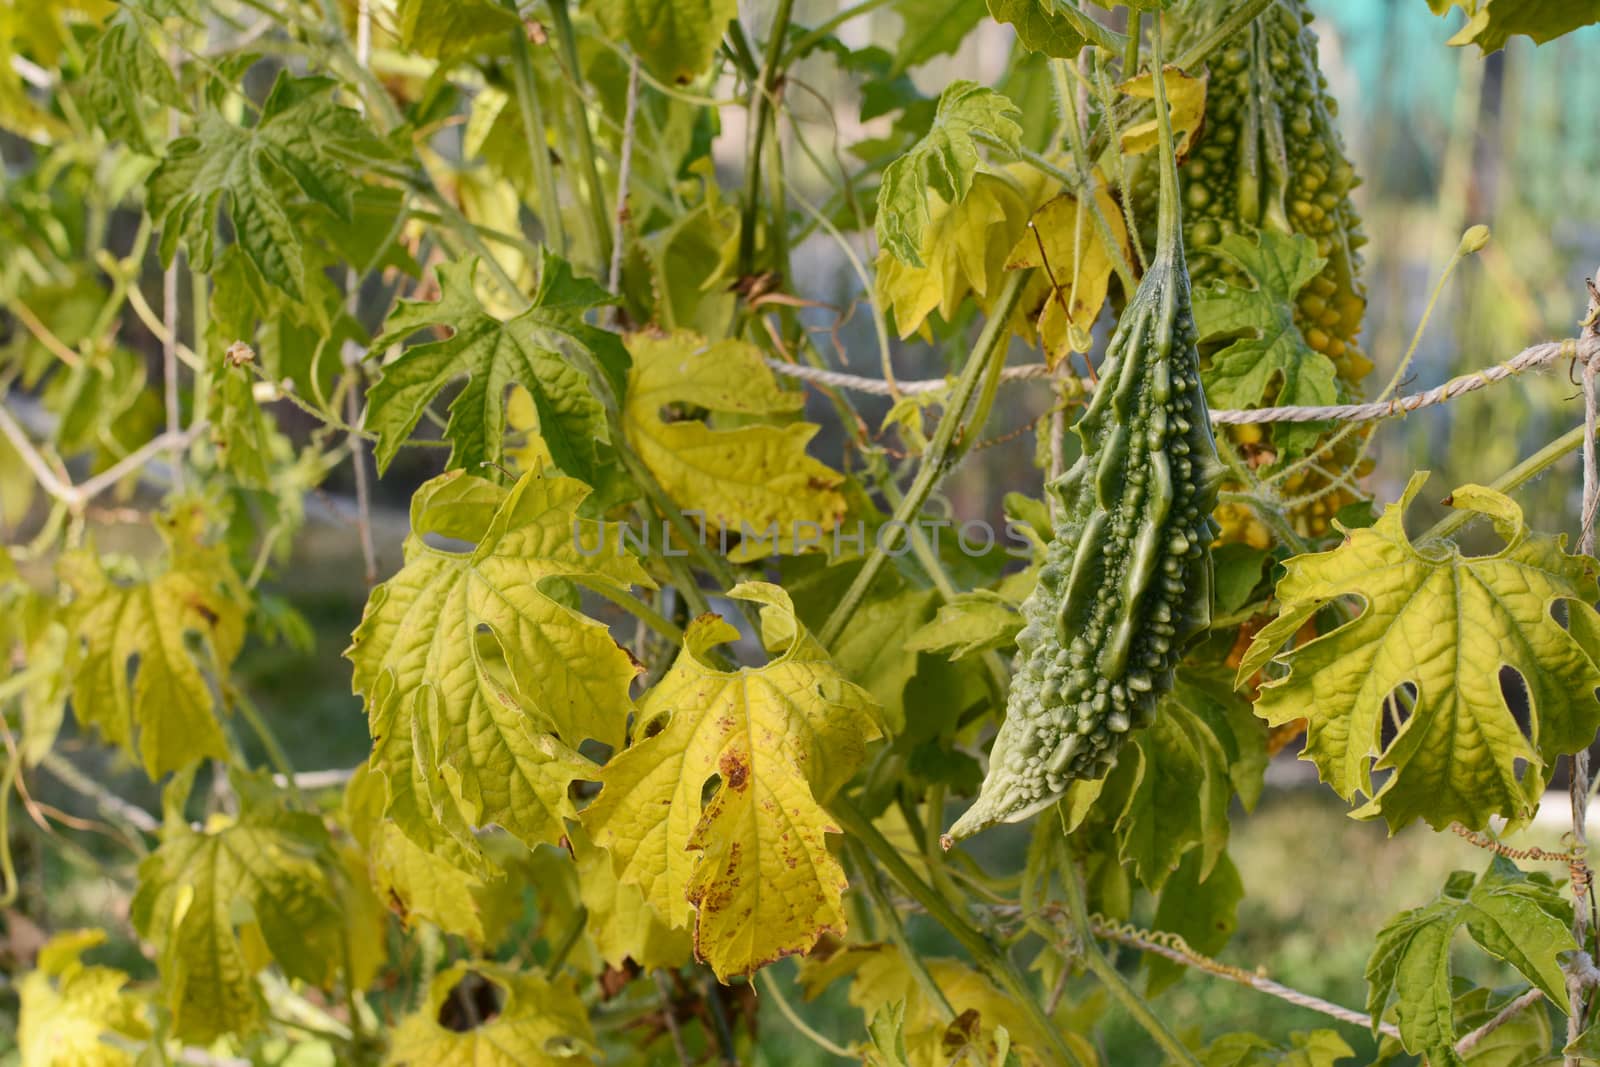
[[1134, 0, 1372, 547], [947, 45, 1224, 841]]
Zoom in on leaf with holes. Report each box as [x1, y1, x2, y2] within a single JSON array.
[[385, 961, 596, 1067], [1239, 475, 1600, 832], [1366, 858, 1573, 1065], [365, 254, 624, 479], [347, 469, 650, 864], [622, 330, 845, 559], [583, 583, 881, 980], [59, 502, 246, 778]]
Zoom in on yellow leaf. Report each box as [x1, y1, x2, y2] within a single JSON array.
[[623, 331, 845, 560], [570, 825, 693, 972], [1005, 184, 1131, 366], [18, 929, 149, 1067], [385, 962, 596, 1067], [584, 583, 882, 980], [1117, 66, 1208, 157], [347, 470, 649, 864], [505, 385, 555, 473], [875, 172, 1032, 339], [58, 501, 246, 777], [797, 942, 1091, 1066]]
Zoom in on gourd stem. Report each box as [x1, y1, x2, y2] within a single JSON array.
[[1172, 0, 1277, 73], [1150, 16, 1182, 265], [847, 839, 958, 1023], [818, 271, 1029, 649]]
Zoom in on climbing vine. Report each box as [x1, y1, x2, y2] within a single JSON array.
[[3, 1, 1600, 1065]]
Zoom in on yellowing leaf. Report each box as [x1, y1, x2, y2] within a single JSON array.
[[876, 173, 1031, 339], [797, 942, 1087, 1066], [1240, 476, 1600, 832], [505, 385, 556, 473], [394, 0, 517, 60], [570, 826, 693, 972], [590, 0, 738, 85], [1118, 66, 1208, 157], [1006, 184, 1131, 365], [386, 962, 596, 1067], [131, 784, 345, 1043], [584, 583, 881, 980], [877, 82, 1022, 266], [348, 470, 649, 863], [59, 502, 246, 778], [1429, 0, 1600, 53], [343, 765, 505, 946], [623, 331, 845, 560], [17, 929, 150, 1067]]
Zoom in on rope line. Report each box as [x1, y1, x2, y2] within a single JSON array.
[[766, 335, 1599, 425], [1090, 916, 1401, 1038]]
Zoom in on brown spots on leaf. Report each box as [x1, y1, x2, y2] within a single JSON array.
[[599, 961, 639, 999], [719, 749, 749, 792], [385, 887, 410, 925], [187, 597, 220, 627]]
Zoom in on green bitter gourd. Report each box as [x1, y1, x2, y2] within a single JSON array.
[[946, 34, 1224, 842], [1138, 0, 1372, 548]]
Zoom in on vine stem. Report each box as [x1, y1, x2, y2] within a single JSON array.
[[817, 271, 1028, 649], [1456, 988, 1544, 1057], [1060, 842, 1200, 1066], [1172, 0, 1276, 71], [736, 0, 796, 278], [1569, 269, 1600, 1066], [759, 971, 853, 1059], [0, 403, 205, 510], [828, 798, 1085, 1067], [1424, 420, 1594, 543], [506, 7, 566, 257], [848, 840, 957, 1023]]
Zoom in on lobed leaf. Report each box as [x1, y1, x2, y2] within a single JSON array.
[[584, 583, 881, 980], [1240, 475, 1600, 832]]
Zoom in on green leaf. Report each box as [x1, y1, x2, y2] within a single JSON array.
[[1147, 850, 1244, 996], [17, 929, 151, 1067], [83, 3, 183, 153], [590, 0, 738, 85], [1428, 0, 1600, 53], [131, 780, 347, 1043], [1213, 542, 1270, 617], [1452, 986, 1555, 1066], [347, 469, 650, 862], [1365, 857, 1574, 1065], [876, 82, 1022, 266], [622, 329, 845, 559], [892, 0, 987, 73], [1193, 230, 1339, 457], [1239, 475, 1600, 832], [865, 1001, 914, 1067], [584, 583, 882, 980], [366, 254, 622, 479], [906, 589, 1024, 661], [1113, 686, 1232, 889], [59, 503, 246, 777], [987, 0, 1091, 57], [1194, 1029, 1356, 1067], [570, 825, 693, 973], [394, 0, 518, 59], [385, 962, 597, 1067], [147, 72, 390, 298]]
